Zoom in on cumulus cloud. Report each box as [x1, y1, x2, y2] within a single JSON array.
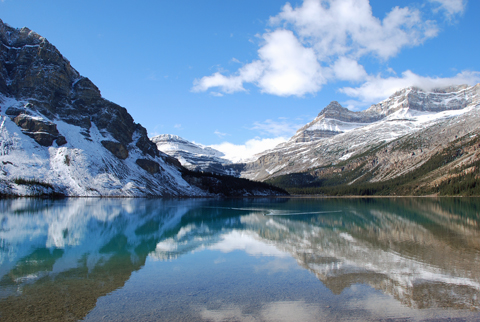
[[332, 57, 367, 81], [272, 0, 438, 60], [341, 70, 480, 106], [256, 29, 325, 96], [193, 0, 442, 97], [210, 137, 288, 163], [193, 30, 324, 96], [192, 72, 245, 94], [429, 0, 466, 17]]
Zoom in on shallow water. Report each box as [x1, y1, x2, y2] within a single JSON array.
[[0, 197, 479, 321]]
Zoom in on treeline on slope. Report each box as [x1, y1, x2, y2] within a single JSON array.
[[0, 178, 65, 198], [0, 169, 288, 198], [181, 169, 288, 197], [266, 138, 480, 197]]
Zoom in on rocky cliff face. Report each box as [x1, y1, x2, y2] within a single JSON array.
[[367, 85, 473, 115], [291, 101, 382, 143]]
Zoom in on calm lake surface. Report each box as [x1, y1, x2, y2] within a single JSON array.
[[0, 197, 479, 321]]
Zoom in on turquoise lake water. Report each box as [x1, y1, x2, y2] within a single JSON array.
[[0, 197, 479, 321]]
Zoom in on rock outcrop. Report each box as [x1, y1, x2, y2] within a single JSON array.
[[12, 114, 66, 146]]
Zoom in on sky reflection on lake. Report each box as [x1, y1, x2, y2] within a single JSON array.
[[0, 197, 479, 321]]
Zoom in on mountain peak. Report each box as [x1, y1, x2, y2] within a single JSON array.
[[151, 134, 188, 144], [317, 101, 346, 117], [315, 101, 380, 124], [0, 19, 47, 48]]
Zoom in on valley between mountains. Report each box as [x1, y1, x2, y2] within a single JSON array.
[[1, 19, 479, 197]]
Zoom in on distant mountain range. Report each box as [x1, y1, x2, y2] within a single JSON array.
[[0, 20, 285, 197], [158, 84, 480, 196]]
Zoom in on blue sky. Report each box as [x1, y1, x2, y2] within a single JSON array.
[[1, 0, 479, 160]]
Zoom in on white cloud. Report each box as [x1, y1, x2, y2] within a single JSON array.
[[256, 29, 325, 96], [192, 71, 245, 94], [251, 118, 302, 137], [272, 0, 438, 60], [193, 0, 442, 97], [174, 123, 182, 129], [214, 130, 228, 138], [208, 118, 301, 162], [332, 57, 367, 81], [210, 137, 288, 163], [192, 30, 324, 97], [340, 70, 480, 106], [429, 0, 466, 17]]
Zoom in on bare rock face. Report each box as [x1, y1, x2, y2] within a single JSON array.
[[101, 141, 129, 160], [136, 159, 161, 174], [318, 101, 382, 123], [13, 114, 66, 146], [367, 85, 480, 116], [289, 101, 384, 143]]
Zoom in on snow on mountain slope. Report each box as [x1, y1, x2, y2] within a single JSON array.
[[151, 134, 240, 176], [0, 95, 203, 197], [153, 134, 225, 159], [241, 84, 480, 181]]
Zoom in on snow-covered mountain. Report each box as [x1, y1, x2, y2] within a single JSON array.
[[152, 134, 240, 176], [0, 20, 205, 197], [0, 20, 286, 197], [239, 84, 480, 192]]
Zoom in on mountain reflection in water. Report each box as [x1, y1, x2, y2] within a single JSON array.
[[0, 197, 479, 321]]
